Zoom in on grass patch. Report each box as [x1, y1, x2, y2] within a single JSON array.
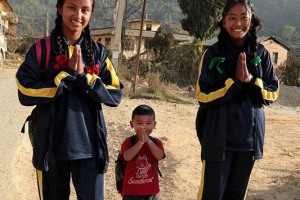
[[131, 88, 191, 104]]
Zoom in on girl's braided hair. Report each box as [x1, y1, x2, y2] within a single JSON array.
[[218, 0, 262, 60], [51, 0, 96, 67]]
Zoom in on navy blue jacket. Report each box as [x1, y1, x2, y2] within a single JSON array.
[[16, 36, 124, 172], [196, 39, 279, 161]]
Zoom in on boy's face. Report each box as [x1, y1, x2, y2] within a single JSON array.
[[130, 115, 156, 135]]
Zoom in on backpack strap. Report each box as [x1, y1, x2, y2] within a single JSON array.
[[21, 115, 32, 134], [130, 135, 157, 145], [130, 135, 136, 145], [35, 36, 51, 71], [21, 37, 51, 134]]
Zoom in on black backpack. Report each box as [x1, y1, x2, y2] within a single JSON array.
[[20, 37, 51, 146], [115, 135, 162, 193]]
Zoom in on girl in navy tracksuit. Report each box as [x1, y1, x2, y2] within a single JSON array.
[[16, 0, 123, 199], [195, 0, 279, 199]]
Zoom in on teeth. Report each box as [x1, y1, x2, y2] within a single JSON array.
[[72, 20, 81, 24]]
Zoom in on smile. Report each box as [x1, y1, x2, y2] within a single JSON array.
[[71, 20, 82, 26], [233, 29, 243, 32]]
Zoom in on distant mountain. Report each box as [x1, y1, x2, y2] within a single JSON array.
[[9, 0, 183, 36], [252, 0, 300, 36], [9, 0, 300, 51]]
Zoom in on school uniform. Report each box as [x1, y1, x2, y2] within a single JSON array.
[[16, 34, 124, 199], [196, 33, 279, 199]]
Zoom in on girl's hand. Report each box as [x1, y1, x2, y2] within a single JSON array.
[[68, 45, 84, 74], [236, 52, 252, 83], [68, 45, 78, 71], [77, 47, 85, 75], [236, 52, 246, 82]]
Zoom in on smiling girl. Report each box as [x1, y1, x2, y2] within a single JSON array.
[[16, 0, 124, 199], [195, 0, 279, 199]]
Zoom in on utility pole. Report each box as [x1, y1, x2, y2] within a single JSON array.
[[46, 11, 50, 36], [132, 0, 146, 94], [112, 0, 126, 72]]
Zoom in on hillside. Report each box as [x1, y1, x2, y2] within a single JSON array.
[[9, 0, 300, 40], [10, 0, 183, 36]]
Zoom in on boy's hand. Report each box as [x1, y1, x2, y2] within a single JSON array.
[[136, 128, 151, 144]]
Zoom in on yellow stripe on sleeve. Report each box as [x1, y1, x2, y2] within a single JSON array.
[[254, 78, 279, 101], [16, 78, 57, 98], [196, 78, 235, 103], [85, 73, 99, 86], [196, 50, 234, 103], [54, 71, 70, 86], [85, 58, 120, 89], [16, 71, 71, 98], [105, 58, 120, 88]]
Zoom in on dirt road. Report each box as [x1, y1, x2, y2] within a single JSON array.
[[1, 67, 299, 200]]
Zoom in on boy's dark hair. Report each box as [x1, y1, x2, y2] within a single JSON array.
[[218, 0, 262, 59], [132, 105, 155, 120]]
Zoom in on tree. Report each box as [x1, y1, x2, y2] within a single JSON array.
[[158, 39, 202, 86], [177, 0, 226, 41], [278, 53, 300, 86], [282, 25, 296, 43], [148, 27, 175, 62]]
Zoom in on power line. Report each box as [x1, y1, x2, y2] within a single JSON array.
[[204, 0, 224, 9], [261, 26, 283, 39], [15, 15, 44, 20], [215, 0, 225, 7], [260, 26, 298, 49]]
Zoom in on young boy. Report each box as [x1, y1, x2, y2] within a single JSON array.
[[119, 105, 166, 200]]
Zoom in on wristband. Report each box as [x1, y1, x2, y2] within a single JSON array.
[[138, 141, 145, 145], [244, 73, 253, 83]]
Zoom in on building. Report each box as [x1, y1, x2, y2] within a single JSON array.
[[203, 36, 290, 69], [90, 18, 194, 58], [91, 16, 289, 68], [0, 0, 16, 60], [259, 36, 290, 69]]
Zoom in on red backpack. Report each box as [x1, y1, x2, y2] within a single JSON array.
[[21, 37, 51, 145]]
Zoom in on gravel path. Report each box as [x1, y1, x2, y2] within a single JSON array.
[[1, 66, 300, 200], [0, 67, 35, 199]]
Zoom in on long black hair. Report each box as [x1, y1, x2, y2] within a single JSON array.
[[51, 0, 96, 67], [218, 0, 262, 59]]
